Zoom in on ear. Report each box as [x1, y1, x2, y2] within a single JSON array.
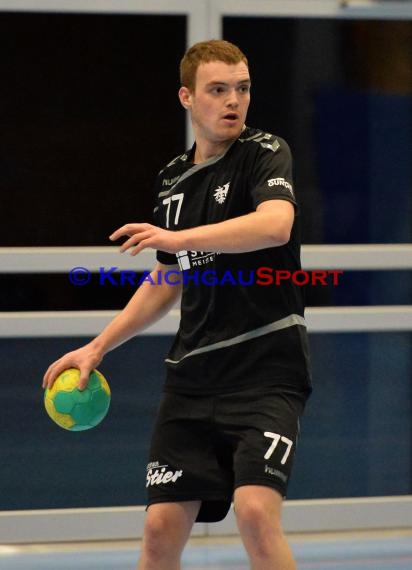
[[179, 86, 192, 110]]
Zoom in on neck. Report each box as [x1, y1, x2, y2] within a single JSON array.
[[193, 140, 232, 165], [191, 124, 246, 164]]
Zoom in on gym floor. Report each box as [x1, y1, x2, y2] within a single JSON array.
[[1, 530, 412, 569]]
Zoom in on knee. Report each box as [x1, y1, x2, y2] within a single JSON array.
[[235, 488, 295, 565], [236, 498, 284, 558], [142, 504, 195, 563], [236, 498, 282, 535], [143, 515, 169, 559]]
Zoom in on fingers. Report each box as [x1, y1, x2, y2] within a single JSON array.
[[110, 222, 179, 255], [42, 348, 99, 391], [43, 363, 93, 391], [109, 223, 151, 242], [118, 235, 144, 254], [43, 344, 103, 393], [78, 369, 92, 391], [110, 226, 155, 255], [42, 360, 67, 390], [123, 235, 152, 255], [109, 226, 128, 242]]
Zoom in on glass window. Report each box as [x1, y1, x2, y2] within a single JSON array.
[[0, 11, 186, 246], [224, 17, 412, 244]]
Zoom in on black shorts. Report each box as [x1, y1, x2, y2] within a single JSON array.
[[146, 385, 308, 523]]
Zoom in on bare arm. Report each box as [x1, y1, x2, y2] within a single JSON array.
[[43, 261, 181, 389], [110, 200, 294, 256]]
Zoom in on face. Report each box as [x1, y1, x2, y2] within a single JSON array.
[[179, 60, 251, 154]]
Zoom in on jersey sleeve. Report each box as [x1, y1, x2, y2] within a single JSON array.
[[155, 241, 177, 266], [152, 175, 178, 266], [249, 137, 297, 209]]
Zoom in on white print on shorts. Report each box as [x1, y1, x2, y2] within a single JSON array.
[[263, 432, 293, 465], [146, 464, 183, 487], [264, 465, 288, 483]]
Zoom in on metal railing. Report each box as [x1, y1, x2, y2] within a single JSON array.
[[1, 244, 411, 337]]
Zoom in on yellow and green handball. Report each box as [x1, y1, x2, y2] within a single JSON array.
[[44, 368, 111, 431]]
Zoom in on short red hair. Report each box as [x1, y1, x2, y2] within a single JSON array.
[[180, 39, 248, 91]]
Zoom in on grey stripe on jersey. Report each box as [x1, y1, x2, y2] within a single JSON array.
[[165, 313, 306, 365], [158, 151, 228, 198]]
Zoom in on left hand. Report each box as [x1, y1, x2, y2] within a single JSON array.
[[109, 223, 182, 255]]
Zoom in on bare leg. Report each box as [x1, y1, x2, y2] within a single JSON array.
[[234, 485, 296, 570], [137, 500, 200, 570]]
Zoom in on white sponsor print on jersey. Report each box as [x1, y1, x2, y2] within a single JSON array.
[[162, 175, 181, 187], [146, 462, 183, 488], [176, 250, 218, 271], [213, 182, 230, 204], [267, 177, 294, 197], [176, 250, 192, 271]]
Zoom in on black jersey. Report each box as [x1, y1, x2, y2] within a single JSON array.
[[153, 126, 311, 395]]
